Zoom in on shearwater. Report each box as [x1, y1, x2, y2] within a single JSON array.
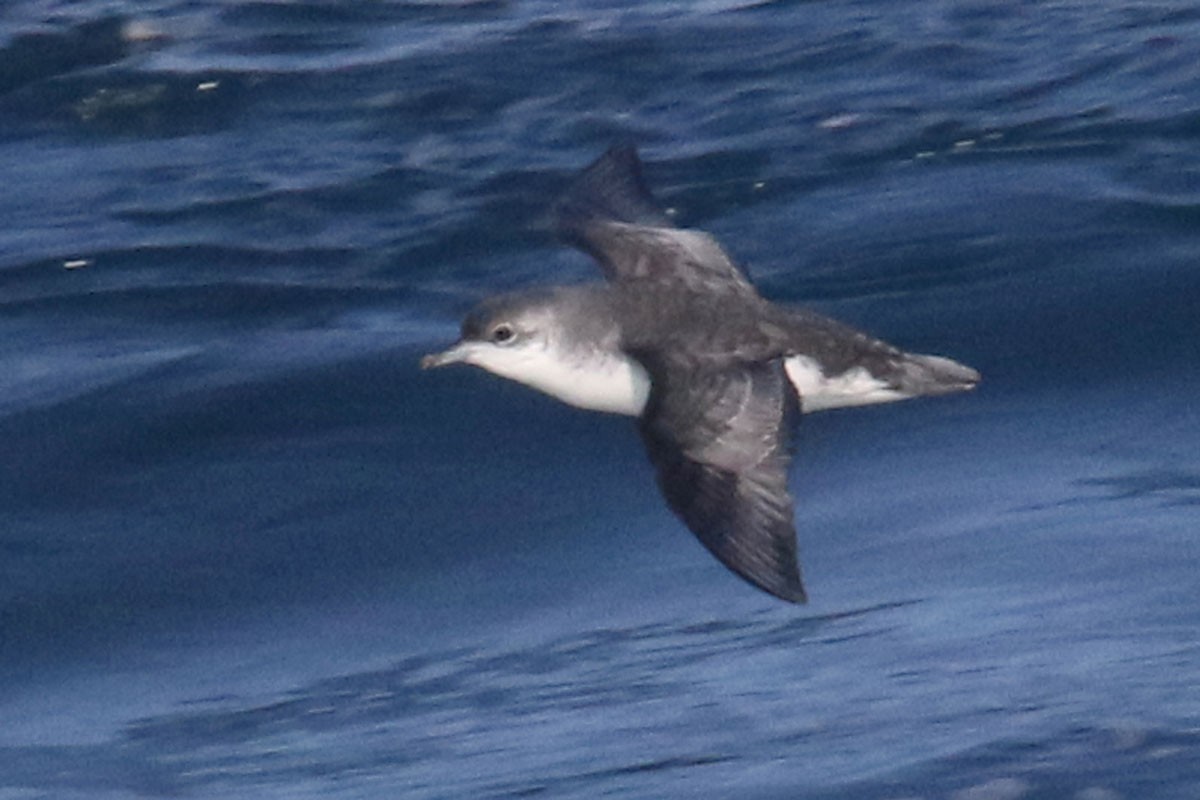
[[422, 146, 979, 603]]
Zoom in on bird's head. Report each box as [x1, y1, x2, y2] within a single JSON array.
[[420, 289, 566, 383], [422, 286, 647, 416]]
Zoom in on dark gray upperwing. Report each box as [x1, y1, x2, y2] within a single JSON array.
[[636, 355, 806, 603], [554, 146, 756, 296], [554, 145, 672, 230]]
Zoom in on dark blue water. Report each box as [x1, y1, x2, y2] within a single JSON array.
[[2, 1, 1199, 798]]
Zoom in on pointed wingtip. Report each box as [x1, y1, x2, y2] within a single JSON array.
[[553, 144, 673, 235], [753, 566, 808, 604], [593, 142, 642, 171], [579, 143, 643, 182], [775, 581, 809, 604]]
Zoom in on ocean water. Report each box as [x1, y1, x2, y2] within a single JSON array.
[[2, 1, 1199, 798]]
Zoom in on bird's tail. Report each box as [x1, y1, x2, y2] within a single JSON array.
[[893, 352, 981, 397]]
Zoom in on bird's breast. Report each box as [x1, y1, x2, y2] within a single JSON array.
[[515, 348, 651, 416]]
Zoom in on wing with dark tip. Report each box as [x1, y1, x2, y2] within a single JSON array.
[[554, 146, 757, 296], [554, 144, 673, 230], [636, 355, 806, 603]]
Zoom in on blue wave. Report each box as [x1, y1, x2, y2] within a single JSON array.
[[1, 1, 1198, 797]]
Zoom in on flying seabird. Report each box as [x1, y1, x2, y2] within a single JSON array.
[[422, 146, 979, 603]]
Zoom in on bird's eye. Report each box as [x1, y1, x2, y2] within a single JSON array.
[[490, 324, 515, 344]]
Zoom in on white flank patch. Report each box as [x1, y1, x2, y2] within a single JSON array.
[[784, 355, 907, 412]]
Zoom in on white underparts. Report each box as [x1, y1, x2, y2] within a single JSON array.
[[537, 350, 651, 416], [468, 343, 919, 416], [465, 341, 650, 416]]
